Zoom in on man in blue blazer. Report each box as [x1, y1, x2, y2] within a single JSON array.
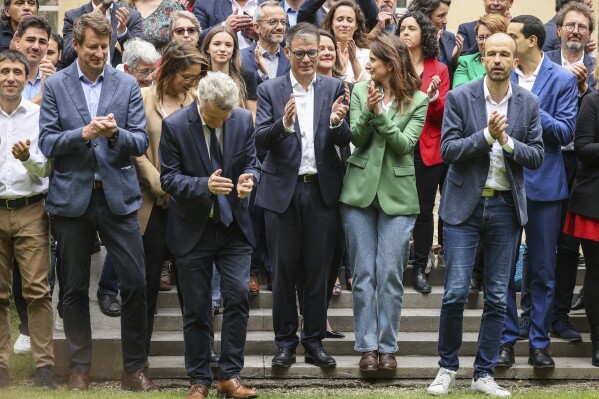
[[61, 0, 142, 69], [497, 15, 579, 369], [159, 72, 260, 399], [544, 2, 594, 343], [194, 0, 263, 47], [427, 33, 543, 396], [255, 23, 350, 369], [457, 0, 514, 56], [240, 1, 290, 87], [38, 13, 156, 391]]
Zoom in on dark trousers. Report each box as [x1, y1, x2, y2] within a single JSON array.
[[175, 220, 251, 385], [53, 189, 148, 373], [413, 149, 445, 271], [579, 239, 599, 327], [265, 180, 338, 350], [249, 190, 271, 279], [553, 152, 581, 324]]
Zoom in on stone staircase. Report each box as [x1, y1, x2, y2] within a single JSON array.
[[53, 251, 597, 380]]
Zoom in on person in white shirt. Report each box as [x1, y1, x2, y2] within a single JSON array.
[[0, 49, 55, 389]]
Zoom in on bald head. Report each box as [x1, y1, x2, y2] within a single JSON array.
[[482, 33, 519, 82], [484, 32, 517, 56]]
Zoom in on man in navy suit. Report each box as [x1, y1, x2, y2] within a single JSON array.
[[458, 0, 514, 56], [159, 72, 260, 399], [496, 15, 578, 369], [545, 2, 594, 343], [256, 22, 350, 369], [427, 33, 543, 396], [241, 1, 290, 87], [61, 0, 142, 68], [38, 12, 156, 391]]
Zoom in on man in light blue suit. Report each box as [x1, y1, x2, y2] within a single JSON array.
[[38, 13, 156, 392], [427, 33, 543, 397], [496, 15, 579, 369]]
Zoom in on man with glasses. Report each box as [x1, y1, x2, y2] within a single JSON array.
[[256, 22, 350, 369], [0, 0, 38, 52], [458, 0, 514, 55]]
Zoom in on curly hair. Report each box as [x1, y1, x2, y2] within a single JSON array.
[[321, 0, 370, 49], [396, 11, 439, 60]]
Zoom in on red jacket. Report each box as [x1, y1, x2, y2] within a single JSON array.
[[418, 59, 450, 166]]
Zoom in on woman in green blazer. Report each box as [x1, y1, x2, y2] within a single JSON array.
[[452, 13, 508, 89], [339, 35, 428, 371]]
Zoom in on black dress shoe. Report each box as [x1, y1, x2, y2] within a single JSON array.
[[210, 348, 220, 364], [305, 346, 336, 368], [468, 278, 482, 294], [34, 366, 57, 389], [272, 347, 296, 368], [496, 343, 515, 368], [571, 288, 584, 311], [97, 294, 121, 317], [325, 330, 345, 339], [528, 348, 555, 368], [413, 268, 431, 294]]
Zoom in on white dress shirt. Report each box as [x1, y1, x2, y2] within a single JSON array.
[[285, 72, 318, 175], [514, 53, 544, 92], [0, 98, 52, 199], [482, 81, 514, 191], [228, 0, 258, 50]]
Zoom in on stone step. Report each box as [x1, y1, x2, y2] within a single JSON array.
[[53, 352, 599, 380], [145, 331, 592, 357], [153, 307, 591, 333]]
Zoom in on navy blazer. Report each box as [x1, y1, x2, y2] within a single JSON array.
[[439, 30, 457, 84], [159, 102, 261, 256], [39, 62, 148, 217], [195, 0, 265, 43], [255, 73, 351, 213], [543, 16, 560, 52], [297, 0, 378, 30], [439, 79, 544, 226], [510, 55, 579, 202], [545, 48, 596, 100], [240, 43, 290, 86], [61, 1, 143, 69], [457, 20, 478, 56]]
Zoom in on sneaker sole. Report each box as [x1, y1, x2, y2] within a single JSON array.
[[426, 388, 450, 396], [13, 348, 31, 354]]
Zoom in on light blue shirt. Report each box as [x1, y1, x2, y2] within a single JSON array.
[[76, 60, 105, 119], [22, 69, 43, 101], [283, 1, 298, 27]]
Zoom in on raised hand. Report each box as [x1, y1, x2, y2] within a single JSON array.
[[427, 75, 441, 99], [330, 95, 349, 126], [237, 173, 254, 199], [488, 111, 508, 145], [209, 169, 234, 195], [254, 43, 268, 75], [224, 9, 253, 33], [284, 94, 296, 128], [116, 7, 129, 36], [366, 81, 383, 115]]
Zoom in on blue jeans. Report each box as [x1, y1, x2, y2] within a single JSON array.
[[438, 193, 520, 378], [341, 203, 416, 353]]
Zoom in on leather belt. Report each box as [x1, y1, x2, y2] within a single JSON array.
[[481, 188, 510, 197], [93, 181, 103, 189], [0, 193, 44, 209], [298, 174, 318, 183]]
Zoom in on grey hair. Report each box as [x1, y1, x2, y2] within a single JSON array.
[[285, 22, 320, 48], [253, 0, 284, 23], [122, 38, 160, 68], [169, 10, 201, 33], [197, 71, 239, 112]]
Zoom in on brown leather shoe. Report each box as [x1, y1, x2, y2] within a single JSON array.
[[379, 352, 397, 369], [216, 376, 258, 398], [248, 275, 260, 294], [67, 372, 89, 391], [121, 369, 160, 391], [187, 384, 210, 399], [359, 351, 378, 371]]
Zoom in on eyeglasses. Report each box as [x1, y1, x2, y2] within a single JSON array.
[[562, 23, 589, 33], [289, 49, 319, 60], [476, 34, 492, 43], [132, 67, 156, 77], [173, 27, 199, 36], [177, 72, 202, 83], [258, 19, 287, 27]]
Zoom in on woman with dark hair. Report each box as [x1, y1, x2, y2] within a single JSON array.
[[408, 0, 462, 80], [200, 25, 257, 118], [321, 0, 370, 83], [397, 11, 450, 294], [453, 14, 508, 88], [133, 40, 208, 357], [340, 34, 428, 371]]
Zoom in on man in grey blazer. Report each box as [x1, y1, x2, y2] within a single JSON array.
[[426, 33, 544, 397], [38, 12, 156, 392]]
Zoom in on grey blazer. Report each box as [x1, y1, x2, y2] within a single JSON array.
[[39, 62, 148, 217], [438, 78, 544, 227]]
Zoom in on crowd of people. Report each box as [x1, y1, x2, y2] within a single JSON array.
[[0, 0, 598, 398]]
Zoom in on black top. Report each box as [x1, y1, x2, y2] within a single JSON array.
[[241, 67, 257, 101], [0, 27, 14, 52]]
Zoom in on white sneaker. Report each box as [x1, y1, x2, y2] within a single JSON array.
[[13, 334, 31, 354], [471, 375, 511, 397], [427, 367, 457, 395], [54, 317, 63, 331]]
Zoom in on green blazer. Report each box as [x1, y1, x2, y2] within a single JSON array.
[[339, 81, 429, 216], [452, 52, 486, 89]]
